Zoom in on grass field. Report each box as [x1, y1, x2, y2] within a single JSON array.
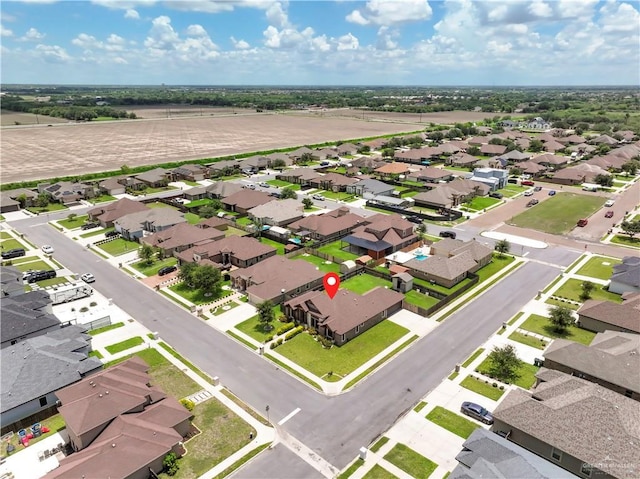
[[462, 196, 501, 211], [519, 313, 596, 345], [96, 238, 139, 256], [131, 257, 177, 276], [404, 290, 439, 309], [553, 278, 622, 304], [13, 259, 52, 272], [508, 331, 548, 350], [88, 322, 125, 336], [460, 375, 505, 401], [26, 203, 68, 214], [509, 192, 606, 234], [499, 184, 527, 197], [476, 357, 539, 389], [1, 238, 29, 251], [383, 443, 438, 479], [58, 214, 89, 229], [169, 280, 232, 305], [341, 274, 392, 294], [276, 321, 409, 379], [105, 336, 145, 354], [426, 406, 479, 439], [575, 256, 621, 280], [234, 305, 283, 342], [317, 240, 360, 262], [293, 254, 341, 273]]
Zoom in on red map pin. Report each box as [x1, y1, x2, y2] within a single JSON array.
[[323, 273, 340, 299]]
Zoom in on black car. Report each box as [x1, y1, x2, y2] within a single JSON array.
[[1, 248, 26, 260], [461, 401, 494, 425], [105, 230, 119, 238], [439, 230, 457, 239], [489, 192, 503, 199], [25, 270, 57, 283], [526, 199, 539, 207], [406, 215, 423, 224], [81, 222, 100, 230], [158, 265, 177, 276]]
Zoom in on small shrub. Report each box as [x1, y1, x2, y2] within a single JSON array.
[[89, 301, 97, 307], [308, 327, 317, 336], [276, 322, 295, 335], [163, 452, 179, 476], [80, 306, 89, 312], [180, 398, 195, 411], [284, 325, 304, 341], [265, 335, 274, 342], [492, 382, 498, 388], [270, 342, 277, 349], [499, 385, 505, 390], [277, 338, 283, 345], [4, 261, 12, 266]]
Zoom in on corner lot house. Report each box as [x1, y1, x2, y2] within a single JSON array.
[[492, 371, 640, 479], [284, 287, 403, 346], [288, 207, 369, 242], [230, 255, 325, 305], [135, 167, 169, 187], [88, 198, 149, 228], [343, 214, 418, 260], [542, 331, 640, 401], [115, 208, 187, 241], [608, 256, 640, 295], [576, 292, 640, 334], [40, 181, 95, 205], [176, 236, 276, 269], [170, 164, 208, 182], [141, 222, 225, 256]]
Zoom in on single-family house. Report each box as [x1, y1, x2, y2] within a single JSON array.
[[114, 208, 187, 241], [266, 152, 295, 166], [6, 188, 38, 207], [207, 159, 241, 176], [239, 156, 270, 173], [98, 177, 126, 196], [448, 153, 479, 167], [170, 164, 208, 182], [221, 189, 272, 215], [346, 178, 394, 198], [284, 287, 404, 346], [542, 331, 640, 401], [276, 168, 319, 186], [336, 142, 359, 156], [524, 117, 552, 129], [247, 198, 305, 227], [394, 147, 440, 164], [413, 179, 490, 209], [135, 168, 169, 188], [1, 290, 60, 347], [518, 161, 547, 176], [88, 198, 149, 228], [609, 256, 640, 294], [182, 185, 209, 201], [39, 181, 96, 205], [230, 255, 325, 305], [0, 265, 25, 297], [288, 207, 369, 242], [141, 222, 225, 256], [408, 167, 453, 184], [342, 214, 418, 260], [468, 168, 508, 190], [197, 216, 228, 231], [314, 148, 339, 160], [576, 292, 640, 334], [205, 181, 244, 199], [608, 143, 640, 161], [542, 140, 566, 153], [492, 371, 640, 479], [176, 236, 276, 270], [350, 156, 386, 171], [467, 137, 487, 146], [1, 325, 102, 431], [480, 144, 507, 156], [591, 134, 618, 146], [288, 146, 315, 162], [308, 172, 359, 192], [496, 150, 531, 163], [586, 155, 628, 172], [531, 153, 569, 169], [375, 162, 411, 177], [0, 194, 21, 213]]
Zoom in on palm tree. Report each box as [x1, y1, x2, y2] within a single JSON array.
[[494, 239, 510, 258]]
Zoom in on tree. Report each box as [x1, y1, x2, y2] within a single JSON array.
[[163, 452, 179, 476], [178, 262, 198, 286], [466, 146, 481, 156], [67, 213, 77, 222], [35, 193, 50, 208], [357, 145, 371, 154], [120, 164, 131, 175], [193, 264, 222, 298], [16, 193, 27, 208], [621, 159, 640, 176], [199, 204, 217, 218], [509, 167, 522, 176], [257, 300, 275, 332], [302, 197, 313, 209], [494, 239, 511, 257], [529, 139, 544, 152], [280, 187, 297, 199], [620, 220, 640, 239], [548, 305, 575, 333], [580, 281, 596, 301], [297, 152, 315, 165], [487, 345, 521, 384], [381, 148, 395, 158], [272, 158, 286, 170], [594, 174, 613, 187], [138, 243, 155, 266]]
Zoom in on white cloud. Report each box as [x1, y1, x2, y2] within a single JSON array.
[[528, 1, 553, 18], [265, 2, 289, 29], [487, 40, 512, 55], [1, 24, 14, 37], [599, 2, 640, 33], [20, 27, 45, 41], [346, 0, 432, 26], [185, 24, 208, 37], [144, 15, 180, 50], [503, 23, 528, 35], [92, 0, 156, 9], [376, 26, 398, 50], [312, 35, 331, 52], [488, 5, 508, 22], [230, 36, 250, 49], [263, 25, 315, 50], [124, 9, 140, 19], [337, 33, 359, 51], [35, 44, 71, 62]]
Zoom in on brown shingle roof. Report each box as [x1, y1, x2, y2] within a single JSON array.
[[88, 198, 149, 223], [288, 208, 368, 237], [176, 236, 275, 263], [375, 162, 410, 174], [577, 294, 640, 333], [142, 223, 224, 251], [221, 189, 272, 210]]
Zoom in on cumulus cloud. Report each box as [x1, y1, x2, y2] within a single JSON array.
[[230, 36, 250, 49], [35, 44, 71, 62], [346, 10, 369, 26], [1, 24, 14, 37], [376, 26, 398, 50], [336, 33, 359, 51], [528, 1, 553, 18], [346, 0, 432, 26], [144, 15, 180, 50], [599, 1, 640, 33], [124, 9, 140, 19], [20, 27, 45, 41], [265, 2, 289, 29], [185, 24, 208, 37]]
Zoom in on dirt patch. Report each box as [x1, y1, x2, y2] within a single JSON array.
[[1, 112, 69, 127]]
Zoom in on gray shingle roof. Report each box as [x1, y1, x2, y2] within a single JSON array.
[[611, 256, 640, 288], [1, 265, 24, 297], [1, 290, 60, 345]]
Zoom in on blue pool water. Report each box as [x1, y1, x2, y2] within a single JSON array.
[[415, 255, 428, 261], [290, 238, 302, 244]]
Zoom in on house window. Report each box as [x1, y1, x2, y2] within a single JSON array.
[[39, 396, 48, 407], [356, 325, 360, 334], [382, 309, 387, 319], [341, 334, 345, 342], [551, 447, 562, 462], [580, 463, 592, 477]]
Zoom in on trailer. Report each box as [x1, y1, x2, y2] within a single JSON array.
[[46, 282, 93, 304]]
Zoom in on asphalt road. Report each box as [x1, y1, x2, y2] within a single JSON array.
[[9, 214, 572, 474]]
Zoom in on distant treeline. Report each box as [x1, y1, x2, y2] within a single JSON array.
[[1, 98, 136, 121]]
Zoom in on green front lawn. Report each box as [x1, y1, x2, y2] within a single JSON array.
[[476, 357, 539, 389], [131, 257, 178, 276], [509, 192, 605, 234], [341, 274, 392, 294], [553, 278, 622, 304], [0, 231, 12, 240], [383, 443, 438, 479], [321, 190, 357, 202], [404, 290, 439, 309], [425, 406, 479, 439], [88, 322, 125, 336], [0, 238, 29, 251], [169, 280, 232, 305], [212, 301, 240, 316], [460, 375, 505, 401], [508, 331, 548, 350], [80, 226, 115, 238], [293, 254, 341, 273], [26, 203, 68, 213], [235, 306, 284, 342], [267, 179, 301, 190], [90, 194, 116, 204], [96, 238, 139, 256], [499, 184, 527, 197], [58, 215, 89, 229], [363, 465, 398, 479], [35, 277, 69, 288], [276, 320, 408, 379], [14, 259, 53, 272], [476, 254, 516, 282], [105, 336, 145, 354], [225, 226, 249, 237], [519, 314, 596, 345], [610, 235, 640, 249], [462, 197, 500, 211], [257, 236, 285, 254], [576, 256, 622, 280], [184, 212, 201, 225], [185, 198, 213, 208]]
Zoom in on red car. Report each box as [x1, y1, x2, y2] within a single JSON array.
[[605, 211, 614, 218], [577, 219, 588, 227], [521, 180, 535, 186]]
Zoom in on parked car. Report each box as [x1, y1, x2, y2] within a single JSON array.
[[577, 218, 588, 227], [312, 194, 325, 201], [461, 401, 494, 425], [526, 199, 539, 207], [605, 210, 614, 218], [41, 245, 54, 254], [80, 273, 95, 283], [604, 200, 615, 207], [244, 184, 256, 190], [521, 180, 535, 186], [320, 161, 330, 166], [105, 230, 119, 238], [523, 190, 534, 197], [81, 222, 100, 230], [25, 270, 56, 283], [439, 230, 457, 239], [489, 192, 503, 199], [406, 215, 423, 224], [258, 182, 270, 188], [1, 248, 26, 260], [158, 265, 178, 276], [533, 186, 542, 192], [548, 190, 556, 196]]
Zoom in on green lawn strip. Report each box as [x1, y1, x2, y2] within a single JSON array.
[[165, 399, 254, 479], [48, 257, 64, 268], [338, 458, 365, 479], [413, 401, 428, 413], [475, 255, 515, 282], [159, 289, 191, 309], [219, 389, 270, 426], [463, 197, 500, 211], [257, 237, 285, 254], [292, 254, 342, 274], [545, 297, 579, 310], [225, 226, 249, 237], [425, 406, 479, 439], [553, 278, 622, 303], [96, 238, 139, 256], [363, 464, 398, 479], [32, 276, 69, 288], [104, 347, 166, 368], [519, 314, 596, 345], [184, 212, 201, 224], [541, 275, 563, 294], [26, 203, 68, 213], [575, 256, 622, 280], [211, 444, 271, 479], [383, 443, 438, 479], [105, 336, 145, 354], [509, 193, 605, 234], [509, 331, 548, 350], [80, 226, 115, 238], [448, 371, 459, 380], [460, 375, 505, 401], [227, 330, 258, 350], [342, 335, 418, 390], [88, 322, 125, 336], [0, 237, 30, 250], [168, 280, 232, 305], [462, 348, 485, 368], [88, 350, 104, 359], [317, 240, 360, 262], [341, 274, 392, 294], [610, 235, 640, 249], [212, 300, 240, 316], [3, 254, 38, 264], [564, 254, 587, 274], [370, 436, 390, 453], [13, 259, 54, 272], [507, 312, 524, 326], [90, 247, 110, 259], [158, 342, 215, 384], [131, 257, 178, 276], [58, 215, 89, 229], [267, 179, 301, 190], [404, 290, 440, 309], [263, 354, 322, 391], [90, 194, 116, 204], [1, 413, 66, 455], [277, 321, 409, 379], [321, 190, 357, 202], [476, 357, 539, 390]]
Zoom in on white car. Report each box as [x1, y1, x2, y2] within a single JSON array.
[[312, 194, 325, 201], [41, 245, 54, 254], [80, 273, 95, 283], [604, 200, 615, 207], [523, 190, 534, 197]]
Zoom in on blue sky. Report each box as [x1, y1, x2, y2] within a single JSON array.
[[1, 0, 639, 85]]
